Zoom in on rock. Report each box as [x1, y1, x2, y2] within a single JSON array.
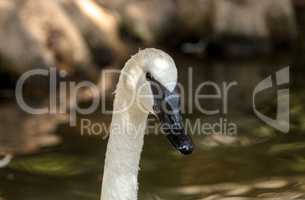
[[292, 0, 305, 8], [101, 0, 176, 44], [101, 0, 297, 48], [96, 0, 126, 9], [212, 0, 269, 39], [0, 0, 94, 77], [58, 0, 127, 66], [265, 0, 298, 44], [175, 0, 213, 39], [176, 0, 297, 55], [0, 0, 299, 68], [177, 0, 297, 43]]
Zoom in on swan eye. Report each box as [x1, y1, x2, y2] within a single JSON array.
[[146, 72, 153, 80]]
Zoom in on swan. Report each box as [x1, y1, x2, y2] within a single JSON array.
[[101, 48, 193, 200]]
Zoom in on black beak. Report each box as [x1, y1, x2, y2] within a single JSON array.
[[147, 73, 193, 155], [160, 113, 194, 155]]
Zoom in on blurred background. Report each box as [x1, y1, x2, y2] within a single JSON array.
[[0, 0, 305, 199]]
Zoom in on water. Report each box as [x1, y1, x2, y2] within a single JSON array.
[[0, 51, 304, 200]]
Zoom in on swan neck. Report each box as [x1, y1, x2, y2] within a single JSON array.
[[101, 91, 148, 200]]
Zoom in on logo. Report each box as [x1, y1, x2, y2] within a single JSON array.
[[253, 67, 290, 133]]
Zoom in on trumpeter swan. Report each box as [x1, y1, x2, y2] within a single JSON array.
[[101, 48, 193, 200]]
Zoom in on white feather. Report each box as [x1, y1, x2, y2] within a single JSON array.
[[101, 49, 178, 200]]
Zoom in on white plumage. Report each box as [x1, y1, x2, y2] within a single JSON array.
[[101, 48, 178, 200]]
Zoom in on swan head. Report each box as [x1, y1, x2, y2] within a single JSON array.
[[133, 49, 193, 155]]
